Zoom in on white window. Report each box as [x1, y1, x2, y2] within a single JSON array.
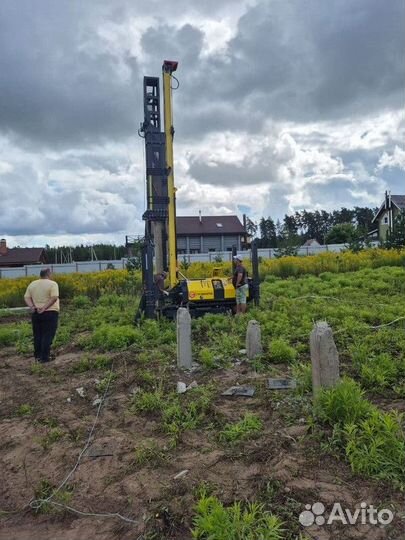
[[216, 223, 223, 228]]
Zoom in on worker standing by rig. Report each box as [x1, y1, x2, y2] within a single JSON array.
[[154, 270, 169, 303], [232, 256, 249, 315]]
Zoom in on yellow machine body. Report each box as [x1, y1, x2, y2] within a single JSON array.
[[186, 276, 236, 302]]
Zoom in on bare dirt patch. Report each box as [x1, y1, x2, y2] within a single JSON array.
[[0, 345, 404, 540]]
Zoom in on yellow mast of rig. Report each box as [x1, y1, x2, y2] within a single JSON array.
[[162, 60, 178, 289]]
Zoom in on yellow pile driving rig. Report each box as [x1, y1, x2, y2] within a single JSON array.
[[135, 60, 260, 319]]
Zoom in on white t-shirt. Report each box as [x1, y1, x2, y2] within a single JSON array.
[[24, 279, 60, 312]]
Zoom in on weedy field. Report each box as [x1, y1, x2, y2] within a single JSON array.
[[0, 253, 405, 540]]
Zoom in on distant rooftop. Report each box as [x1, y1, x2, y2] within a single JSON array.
[[372, 194, 405, 222], [0, 247, 46, 267], [176, 215, 245, 235], [391, 195, 405, 209]]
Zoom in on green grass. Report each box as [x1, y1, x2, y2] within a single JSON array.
[[344, 410, 405, 488], [134, 441, 168, 466], [30, 363, 46, 375], [359, 353, 399, 390], [70, 354, 112, 373], [3, 263, 404, 514], [314, 378, 373, 426], [198, 347, 217, 369], [131, 385, 215, 445], [0, 323, 32, 352], [314, 378, 405, 488], [268, 339, 297, 363], [0, 326, 18, 346], [291, 362, 312, 394], [95, 371, 117, 393], [38, 427, 64, 450], [32, 479, 73, 514], [219, 413, 263, 445], [16, 403, 34, 416], [84, 324, 144, 350], [191, 494, 283, 540], [71, 294, 92, 308], [131, 389, 166, 414]]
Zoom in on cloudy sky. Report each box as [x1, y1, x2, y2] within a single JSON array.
[[0, 0, 404, 247]]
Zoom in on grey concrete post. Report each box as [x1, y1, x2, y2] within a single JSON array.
[[310, 321, 340, 395], [246, 320, 263, 360], [177, 308, 192, 369]]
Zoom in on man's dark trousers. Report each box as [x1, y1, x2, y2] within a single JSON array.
[[31, 311, 59, 362]]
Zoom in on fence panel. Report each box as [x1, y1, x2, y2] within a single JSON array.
[[0, 243, 379, 279]]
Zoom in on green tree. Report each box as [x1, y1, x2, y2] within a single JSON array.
[[384, 211, 405, 249], [354, 206, 377, 231], [325, 223, 357, 244], [282, 214, 299, 237], [258, 217, 277, 248], [332, 207, 355, 225], [245, 216, 258, 237]]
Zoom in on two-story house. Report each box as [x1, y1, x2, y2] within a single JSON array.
[[176, 215, 246, 254], [372, 193, 405, 241]]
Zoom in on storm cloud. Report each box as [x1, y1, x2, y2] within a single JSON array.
[[0, 0, 403, 245]]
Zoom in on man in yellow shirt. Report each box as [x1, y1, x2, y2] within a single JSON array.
[[24, 268, 59, 363]]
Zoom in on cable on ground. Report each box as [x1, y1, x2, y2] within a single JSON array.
[[24, 350, 139, 525]]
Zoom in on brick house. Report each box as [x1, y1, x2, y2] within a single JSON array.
[[0, 239, 47, 267], [176, 215, 246, 254]]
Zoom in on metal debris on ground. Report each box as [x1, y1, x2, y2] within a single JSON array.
[[84, 444, 114, 458], [190, 362, 200, 372], [92, 397, 102, 406], [221, 386, 255, 397], [238, 349, 247, 355], [75, 387, 85, 398], [177, 382, 187, 394], [267, 378, 297, 390], [173, 469, 189, 480], [177, 380, 198, 394]]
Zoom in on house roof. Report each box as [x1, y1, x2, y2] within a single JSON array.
[[0, 248, 45, 266], [392, 195, 405, 209], [372, 194, 405, 223], [301, 239, 321, 247], [176, 215, 245, 236]]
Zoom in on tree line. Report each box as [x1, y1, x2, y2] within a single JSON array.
[[247, 206, 378, 248], [44, 206, 404, 262], [45, 243, 127, 263]]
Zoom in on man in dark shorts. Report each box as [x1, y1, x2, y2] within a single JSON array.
[[232, 256, 248, 314]]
